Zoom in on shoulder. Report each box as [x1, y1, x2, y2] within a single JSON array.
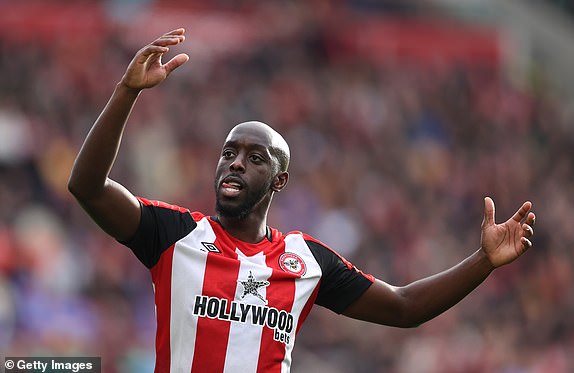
[[138, 197, 191, 213], [137, 197, 209, 221], [296, 232, 351, 264]]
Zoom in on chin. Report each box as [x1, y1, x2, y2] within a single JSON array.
[[215, 201, 251, 220]]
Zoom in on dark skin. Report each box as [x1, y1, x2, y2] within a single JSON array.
[[214, 122, 289, 242], [69, 28, 536, 329]]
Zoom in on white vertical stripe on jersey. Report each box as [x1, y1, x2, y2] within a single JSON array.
[[223, 249, 273, 373], [282, 233, 323, 373], [170, 217, 215, 373]]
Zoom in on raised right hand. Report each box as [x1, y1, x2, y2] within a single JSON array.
[[120, 28, 189, 91]]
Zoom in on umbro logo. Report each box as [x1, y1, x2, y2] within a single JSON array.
[[201, 242, 221, 253]]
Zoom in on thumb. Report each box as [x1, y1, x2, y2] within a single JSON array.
[[483, 197, 495, 227], [164, 53, 190, 75]]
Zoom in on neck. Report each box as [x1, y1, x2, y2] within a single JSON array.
[[215, 214, 269, 243]]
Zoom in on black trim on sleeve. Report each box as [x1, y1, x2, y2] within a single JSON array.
[[306, 240, 373, 314], [120, 201, 197, 268]]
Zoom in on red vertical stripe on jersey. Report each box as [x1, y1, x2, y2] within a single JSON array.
[[256, 244, 295, 373], [150, 245, 175, 373], [296, 282, 320, 334], [191, 247, 240, 372]]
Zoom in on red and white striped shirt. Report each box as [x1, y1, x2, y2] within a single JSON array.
[[123, 197, 374, 373]]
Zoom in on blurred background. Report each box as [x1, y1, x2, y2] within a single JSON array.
[[1, 0, 573, 372]]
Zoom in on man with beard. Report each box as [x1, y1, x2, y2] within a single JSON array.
[[69, 29, 536, 373]]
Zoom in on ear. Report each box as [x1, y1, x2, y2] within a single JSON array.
[[272, 171, 289, 192]]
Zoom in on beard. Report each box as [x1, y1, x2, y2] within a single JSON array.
[[215, 177, 273, 220]]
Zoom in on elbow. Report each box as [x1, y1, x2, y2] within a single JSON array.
[[392, 289, 430, 329], [398, 319, 425, 329], [389, 312, 431, 329], [67, 170, 83, 200], [67, 169, 98, 202], [67, 174, 79, 198], [67, 182, 83, 201], [391, 312, 425, 329]]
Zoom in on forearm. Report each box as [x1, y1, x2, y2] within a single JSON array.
[[397, 248, 494, 326], [68, 83, 141, 200], [345, 199, 534, 328]]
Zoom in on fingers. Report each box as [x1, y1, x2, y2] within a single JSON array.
[[139, 28, 186, 58], [511, 201, 532, 223], [139, 45, 170, 59], [526, 211, 535, 226], [121, 28, 188, 90], [152, 29, 186, 48], [522, 210, 535, 238], [521, 210, 535, 252], [152, 29, 189, 74], [136, 28, 188, 69], [482, 197, 495, 227], [520, 236, 533, 250], [164, 28, 186, 36], [522, 223, 534, 238]]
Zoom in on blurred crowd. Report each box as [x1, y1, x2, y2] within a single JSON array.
[[0, 2, 573, 372]]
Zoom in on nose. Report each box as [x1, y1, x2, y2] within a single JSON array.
[[229, 153, 246, 172]]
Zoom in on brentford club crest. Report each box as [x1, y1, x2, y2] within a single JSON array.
[[278, 253, 307, 276]]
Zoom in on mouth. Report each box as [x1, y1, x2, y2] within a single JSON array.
[[219, 176, 245, 197]]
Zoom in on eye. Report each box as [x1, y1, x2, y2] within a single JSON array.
[[249, 154, 265, 163], [222, 150, 235, 159]]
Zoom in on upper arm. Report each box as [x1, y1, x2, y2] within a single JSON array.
[[73, 178, 141, 242], [342, 279, 413, 328], [305, 237, 374, 313]]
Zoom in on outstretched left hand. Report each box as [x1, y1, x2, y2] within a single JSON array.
[[481, 197, 535, 268]]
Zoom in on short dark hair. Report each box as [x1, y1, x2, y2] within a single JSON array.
[[272, 146, 290, 173]]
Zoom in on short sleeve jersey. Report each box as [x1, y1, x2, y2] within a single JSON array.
[[122, 197, 374, 373]]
